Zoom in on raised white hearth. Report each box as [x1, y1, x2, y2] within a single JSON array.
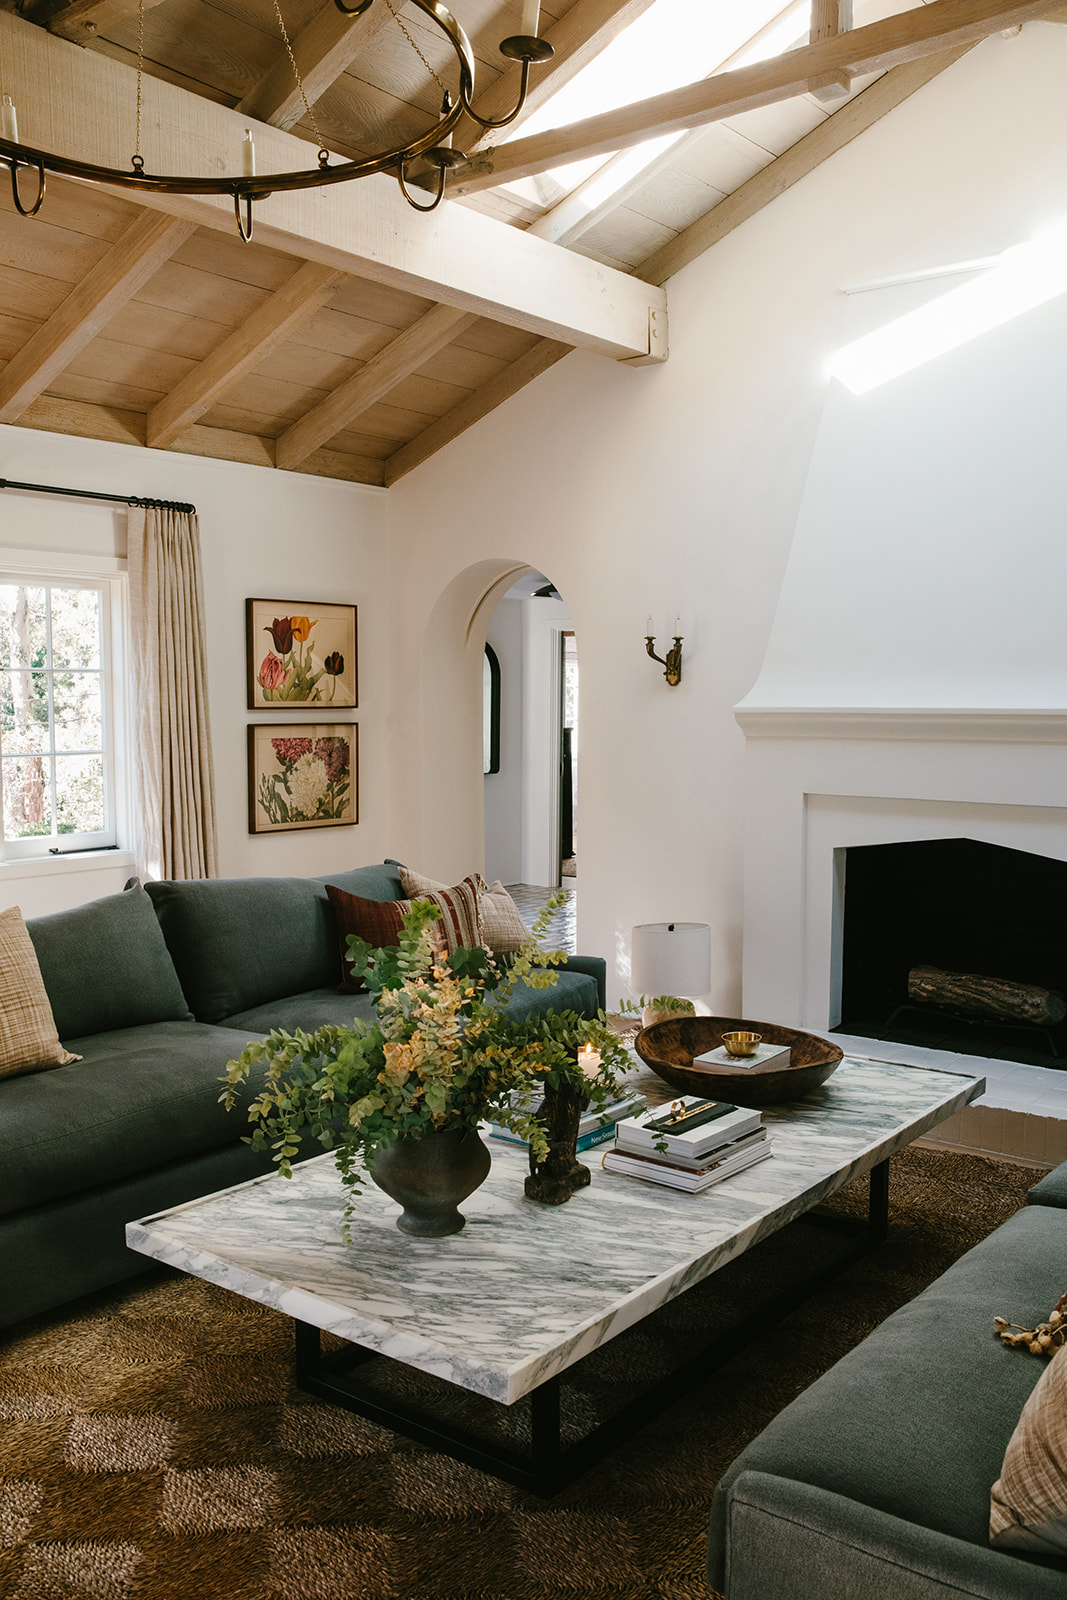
[[736, 708, 1067, 1167]]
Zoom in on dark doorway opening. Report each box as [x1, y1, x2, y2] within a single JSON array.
[[833, 837, 1067, 1068]]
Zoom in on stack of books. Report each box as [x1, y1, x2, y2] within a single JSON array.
[[602, 1095, 772, 1192], [484, 1089, 647, 1154]]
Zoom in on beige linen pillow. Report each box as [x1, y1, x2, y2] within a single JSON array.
[[991, 1343, 1067, 1558], [0, 905, 80, 1078], [398, 867, 530, 955]]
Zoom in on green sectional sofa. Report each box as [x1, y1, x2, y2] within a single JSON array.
[[707, 1160, 1067, 1599], [5, 864, 604, 1328]]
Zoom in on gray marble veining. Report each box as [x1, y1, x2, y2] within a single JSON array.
[[127, 1057, 981, 1404]]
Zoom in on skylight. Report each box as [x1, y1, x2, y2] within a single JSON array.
[[828, 227, 1067, 394], [504, 0, 805, 213]]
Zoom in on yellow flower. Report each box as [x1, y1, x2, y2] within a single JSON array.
[[290, 615, 317, 642]]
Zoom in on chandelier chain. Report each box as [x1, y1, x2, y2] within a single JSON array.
[[382, 0, 449, 99], [272, 0, 326, 152], [133, 0, 144, 169]]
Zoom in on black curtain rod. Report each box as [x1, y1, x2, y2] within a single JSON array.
[[0, 478, 196, 515]]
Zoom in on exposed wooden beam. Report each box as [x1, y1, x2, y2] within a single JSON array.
[[0, 211, 194, 425], [451, 0, 658, 157], [451, 0, 1051, 194], [146, 261, 343, 448], [19, 0, 167, 44], [276, 303, 477, 470], [237, 1, 396, 131], [0, 9, 665, 363], [638, 44, 974, 286], [384, 337, 571, 486], [809, 0, 853, 100]]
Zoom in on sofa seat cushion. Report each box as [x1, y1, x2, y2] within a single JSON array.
[[0, 1020, 269, 1216], [146, 864, 403, 1023], [220, 987, 378, 1034], [710, 1204, 1063, 1561], [27, 883, 193, 1040]]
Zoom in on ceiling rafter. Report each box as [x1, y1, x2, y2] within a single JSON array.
[[236, 1, 397, 131], [19, 0, 167, 44], [383, 336, 572, 486], [275, 303, 478, 470], [146, 261, 345, 449], [0, 211, 194, 425], [450, 0, 1052, 195], [637, 43, 974, 286], [450, 0, 658, 157]]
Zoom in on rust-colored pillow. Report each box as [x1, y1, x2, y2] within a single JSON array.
[[325, 886, 407, 993]]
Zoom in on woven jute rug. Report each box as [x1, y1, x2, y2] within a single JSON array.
[[0, 1147, 1036, 1600]]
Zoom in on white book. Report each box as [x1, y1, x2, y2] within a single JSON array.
[[617, 1095, 761, 1159], [615, 1123, 768, 1172], [691, 1042, 792, 1071], [603, 1139, 773, 1192]]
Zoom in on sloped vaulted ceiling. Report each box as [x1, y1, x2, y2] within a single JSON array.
[[0, 0, 1056, 483]]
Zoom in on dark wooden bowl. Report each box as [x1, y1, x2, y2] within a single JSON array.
[[633, 1016, 844, 1107]]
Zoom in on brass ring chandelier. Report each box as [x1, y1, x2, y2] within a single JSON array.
[[0, 0, 553, 240]]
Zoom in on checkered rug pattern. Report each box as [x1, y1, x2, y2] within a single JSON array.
[[0, 1149, 1034, 1600]]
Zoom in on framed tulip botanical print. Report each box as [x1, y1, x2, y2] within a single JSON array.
[[248, 723, 358, 833], [246, 599, 357, 709]]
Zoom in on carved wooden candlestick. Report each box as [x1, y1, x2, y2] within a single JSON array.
[[524, 1078, 591, 1205]]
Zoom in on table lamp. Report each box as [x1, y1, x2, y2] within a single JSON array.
[[630, 922, 711, 1027]]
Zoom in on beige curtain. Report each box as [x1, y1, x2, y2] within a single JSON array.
[[127, 504, 218, 881]]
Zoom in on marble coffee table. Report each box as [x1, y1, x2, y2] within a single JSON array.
[[127, 1056, 982, 1493]]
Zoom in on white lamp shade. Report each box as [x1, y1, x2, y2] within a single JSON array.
[[630, 922, 711, 998]]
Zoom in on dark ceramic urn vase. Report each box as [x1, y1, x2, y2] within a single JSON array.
[[369, 1127, 492, 1236]]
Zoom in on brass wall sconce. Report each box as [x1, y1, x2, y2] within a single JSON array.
[[645, 617, 683, 686]]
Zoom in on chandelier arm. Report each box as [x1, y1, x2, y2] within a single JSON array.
[[459, 55, 532, 133], [9, 155, 46, 218], [234, 189, 254, 242], [395, 159, 446, 212]]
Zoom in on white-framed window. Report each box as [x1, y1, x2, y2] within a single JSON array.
[[0, 565, 125, 859]]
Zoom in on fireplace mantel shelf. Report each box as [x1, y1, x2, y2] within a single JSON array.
[[734, 708, 1067, 743]]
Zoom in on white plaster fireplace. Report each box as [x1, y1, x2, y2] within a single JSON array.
[[736, 709, 1067, 1034]]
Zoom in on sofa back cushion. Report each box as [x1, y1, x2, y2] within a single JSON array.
[[27, 883, 194, 1041], [146, 863, 404, 1023]]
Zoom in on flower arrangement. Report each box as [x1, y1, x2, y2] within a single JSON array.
[[222, 896, 631, 1235], [256, 734, 351, 824]]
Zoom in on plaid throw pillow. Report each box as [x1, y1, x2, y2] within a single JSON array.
[[991, 1343, 1067, 1557], [0, 905, 81, 1078]]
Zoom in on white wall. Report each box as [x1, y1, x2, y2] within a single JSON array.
[[386, 22, 1067, 1011], [0, 425, 391, 917], [484, 597, 524, 884]]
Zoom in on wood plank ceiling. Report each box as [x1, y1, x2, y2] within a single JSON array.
[[0, 0, 1055, 485]]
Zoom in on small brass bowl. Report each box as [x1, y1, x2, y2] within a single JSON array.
[[722, 1031, 762, 1057]]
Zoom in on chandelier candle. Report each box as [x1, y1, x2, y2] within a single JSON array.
[[521, 0, 541, 36], [241, 130, 255, 177], [1, 97, 16, 142]]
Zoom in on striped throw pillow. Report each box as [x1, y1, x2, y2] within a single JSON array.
[[991, 1343, 1067, 1557]]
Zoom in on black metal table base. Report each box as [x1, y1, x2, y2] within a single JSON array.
[[294, 1158, 891, 1497]]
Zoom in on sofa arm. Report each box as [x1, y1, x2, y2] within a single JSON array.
[[712, 1472, 1062, 1600], [554, 954, 606, 1011], [1026, 1159, 1067, 1208]]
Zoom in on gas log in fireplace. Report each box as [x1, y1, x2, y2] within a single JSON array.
[[833, 838, 1067, 1068]]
